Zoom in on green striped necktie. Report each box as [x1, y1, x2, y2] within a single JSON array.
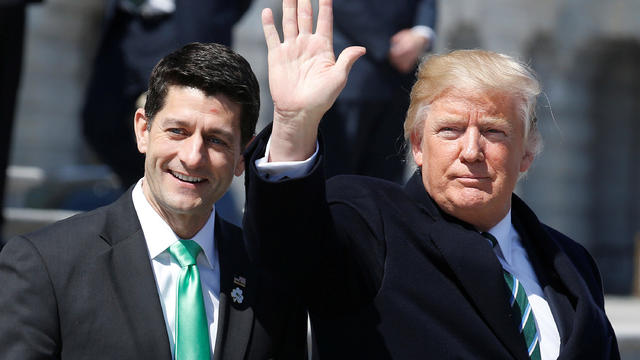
[[482, 232, 542, 360], [168, 239, 211, 360]]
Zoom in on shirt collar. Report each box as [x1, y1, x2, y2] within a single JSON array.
[[485, 209, 517, 265], [131, 179, 217, 269]]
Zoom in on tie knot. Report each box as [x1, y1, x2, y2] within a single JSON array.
[[168, 239, 202, 267], [481, 232, 498, 248]]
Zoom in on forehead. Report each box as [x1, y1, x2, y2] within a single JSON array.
[[427, 88, 518, 121], [159, 86, 242, 129]]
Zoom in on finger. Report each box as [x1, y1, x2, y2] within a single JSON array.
[[282, 0, 298, 41], [316, 0, 333, 40], [297, 0, 313, 35], [335, 46, 366, 77], [261, 8, 281, 50]]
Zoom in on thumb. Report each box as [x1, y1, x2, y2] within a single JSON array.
[[335, 46, 366, 77]]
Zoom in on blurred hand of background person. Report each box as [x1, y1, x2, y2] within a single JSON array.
[[389, 28, 430, 74]]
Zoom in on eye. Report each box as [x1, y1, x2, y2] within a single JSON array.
[[438, 127, 462, 139], [167, 128, 187, 137], [206, 136, 228, 147], [483, 128, 507, 138]]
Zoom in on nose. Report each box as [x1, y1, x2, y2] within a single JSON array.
[[179, 134, 206, 168], [459, 127, 485, 163]]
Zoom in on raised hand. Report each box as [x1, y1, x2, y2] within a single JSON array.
[[262, 0, 365, 161]]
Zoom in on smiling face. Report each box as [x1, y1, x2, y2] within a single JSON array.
[[134, 85, 244, 237], [411, 88, 534, 231]]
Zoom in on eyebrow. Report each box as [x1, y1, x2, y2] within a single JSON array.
[[161, 118, 190, 129], [431, 116, 466, 125], [162, 118, 236, 141], [479, 116, 513, 129]]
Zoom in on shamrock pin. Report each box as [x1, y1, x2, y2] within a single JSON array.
[[231, 287, 244, 304]]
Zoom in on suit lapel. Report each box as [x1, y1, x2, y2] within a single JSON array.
[[512, 194, 619, 358], [213, 215, 254, 360], [428, 221, 530, 360], [548, 251, 612, 358], [511, 206, 575, 346], [97, 191, 172, 359], [405, 173, 529, 360]]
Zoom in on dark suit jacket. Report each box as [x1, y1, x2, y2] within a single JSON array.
[[243, 127, 619, 359], [0, 189, 306, 359], [332, 0, 436, 101]]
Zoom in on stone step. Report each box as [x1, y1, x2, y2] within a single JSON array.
[[3, 207, 78, 239]]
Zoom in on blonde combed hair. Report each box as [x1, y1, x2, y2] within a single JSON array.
[[404, 49, 542, 157]]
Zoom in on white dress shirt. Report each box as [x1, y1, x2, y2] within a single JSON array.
[[132, 180, 220, 358], [131, 148, 316, 358], [254, 137, 319, 181], [486, 211, 561, 360]]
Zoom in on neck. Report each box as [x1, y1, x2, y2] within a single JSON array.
[[163, 213, 210, 239], [141, 181, 212, 239]]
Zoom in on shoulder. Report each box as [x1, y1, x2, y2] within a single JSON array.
[[327, 174, 406, 205], [327, 174, 418, 220], [4, 191, 138, 264], [542, 224, 603, 285], [512, 195, 605, 299], [215, 215, 244, 256]]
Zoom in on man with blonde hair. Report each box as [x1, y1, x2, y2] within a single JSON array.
[[243, 0, 620, 358]]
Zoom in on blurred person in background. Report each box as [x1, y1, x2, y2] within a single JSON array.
[[320, 0, 436, 183]]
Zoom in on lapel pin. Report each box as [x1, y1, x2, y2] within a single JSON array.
[[233, 275, 247, 288], [231, 287, 244, 304]]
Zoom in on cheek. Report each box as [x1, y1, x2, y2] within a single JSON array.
[[424, 141, 458, 170], [488, 148, 521, 178]]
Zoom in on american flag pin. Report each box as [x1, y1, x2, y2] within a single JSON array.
[[233, 275, 247, 288]]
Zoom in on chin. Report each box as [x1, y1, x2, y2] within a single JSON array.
[[164, 196, 205, 212], [445, 191, 491, 214]]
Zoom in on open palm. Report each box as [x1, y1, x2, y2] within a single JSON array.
[[262, 0, 364, 160]]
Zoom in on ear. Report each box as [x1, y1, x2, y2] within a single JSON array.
[[234, 157, 245, 177], [234, 136, 255, 177], [134, 108, 149, 154], [410, 130, 424, 167], [519, 150, 535, 173]]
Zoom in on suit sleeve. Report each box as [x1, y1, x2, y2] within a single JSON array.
[[0, 236, 60, 359], [414, 0, 437, 30], [332, 1, 393, 63], [242, 126, 384, 314], [332, 0, 437, 63]]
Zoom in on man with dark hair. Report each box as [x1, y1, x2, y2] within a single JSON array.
[[82, 0, 252, 188], [0, 42, 306, 359]]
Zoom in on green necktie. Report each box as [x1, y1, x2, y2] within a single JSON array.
[[482, 232, 542, 360], [168, 240, 211, 360]]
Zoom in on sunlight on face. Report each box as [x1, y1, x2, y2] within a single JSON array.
[[134, 86, 245, 233], [411, 88, 533, 231]]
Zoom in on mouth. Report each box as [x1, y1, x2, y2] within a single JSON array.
[[457, 175, 489, 180], [455, 175, 490, 185], [170, 170, 206, 184]]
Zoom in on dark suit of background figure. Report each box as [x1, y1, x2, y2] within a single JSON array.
[[0, 0, 42, 244], [82, 0, 251, 188], [0, 188, 307, 359], [320, 0, 436, 183], [244, 127, 619, 359]]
